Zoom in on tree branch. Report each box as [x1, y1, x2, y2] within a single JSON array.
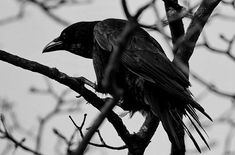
[[67, 115, 127, 150], [0, 114, 43, 155], [197, 33, 235, 61], [128, 113, 160, 155], [0, 49, 131, 153], [164, 0, 185, 52], [173, 0, 222, 68]]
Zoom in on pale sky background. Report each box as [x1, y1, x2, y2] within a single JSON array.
[[0, 0, 235, 155]]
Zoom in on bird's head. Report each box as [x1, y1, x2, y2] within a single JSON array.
[[43, 21, 99, 58]]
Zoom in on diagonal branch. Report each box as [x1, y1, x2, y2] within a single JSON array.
[[173, 0, 222, 69], [0, 49, 131, 152]]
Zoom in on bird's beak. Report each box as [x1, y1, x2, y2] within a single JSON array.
[[42, 37, 64, 53]]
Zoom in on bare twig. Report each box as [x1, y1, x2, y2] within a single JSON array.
[[191, 72, 235, 99], [211, 12, 235, 21], [28, 0, 70, 26], [0, 1, 26, 26], [223, 126, 235, 155], [29, 78, 81, 153], [0, 114, 43, 155], [198, 33, 235, 61], [73, 97, 122, 154], [68, 115, 127, 151], [221, 0, 235, 8]]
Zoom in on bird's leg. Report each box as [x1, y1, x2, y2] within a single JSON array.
[[95, 82, 106, 93], [73, 77, 124, 105], [73, 76, 109, 94], [74, 76, 97, 90]]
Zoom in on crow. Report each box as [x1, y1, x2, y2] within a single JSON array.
[[43, 18, 212, 153]]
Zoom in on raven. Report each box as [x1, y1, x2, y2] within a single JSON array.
[[43, 18, 211, 153]]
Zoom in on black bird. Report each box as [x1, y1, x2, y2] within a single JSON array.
[[43, 18, 211, 153]]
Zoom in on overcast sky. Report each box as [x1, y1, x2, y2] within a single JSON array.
[[1, 0, 235, 155]]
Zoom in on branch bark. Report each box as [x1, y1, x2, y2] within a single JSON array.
[[128, 113, 159, 155], [173, 0, 222, 71], [164, 0, 185, 51], [0, 49, 131, 149]]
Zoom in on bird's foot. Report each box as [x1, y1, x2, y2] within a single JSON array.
[[95, 82, 106, 93], [74, 76, 96, 89], [73, 76, 106, 93]]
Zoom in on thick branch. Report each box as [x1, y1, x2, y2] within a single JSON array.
[[128, 113, 160, 155], [0, 50, 131, 150], [174, 0, 221, 66], [164, 0, 185, 52]]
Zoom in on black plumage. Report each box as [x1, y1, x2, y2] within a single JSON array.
[[43, 18, 212, 152]]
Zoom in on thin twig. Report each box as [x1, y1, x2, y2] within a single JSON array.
[[0, 115, 43, 155], [198, 33, 235, 61], [191, 71, 235, 99], [68, 115, 127, 151]]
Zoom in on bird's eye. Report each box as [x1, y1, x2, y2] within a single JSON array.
[[61, 33, 67, 40]]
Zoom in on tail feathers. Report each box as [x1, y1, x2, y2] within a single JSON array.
[[186, 99, 212, 151], [174, 111, 202, 153], [190, 100, 212, 122], [144, 84, 211, 152], [186, 105, 209, 136], [160, 110, 183, 150], [185, 112, 210, 150], [180, 104, 210, 152], [160, 106, 210, 153], [185, 90, 212, 122]]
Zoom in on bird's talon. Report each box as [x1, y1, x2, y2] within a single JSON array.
[[74, 76, 96, 90]]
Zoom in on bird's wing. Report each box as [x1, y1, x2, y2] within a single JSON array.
[[94, 18, 190, 89], [121, 49, 187, 95]]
